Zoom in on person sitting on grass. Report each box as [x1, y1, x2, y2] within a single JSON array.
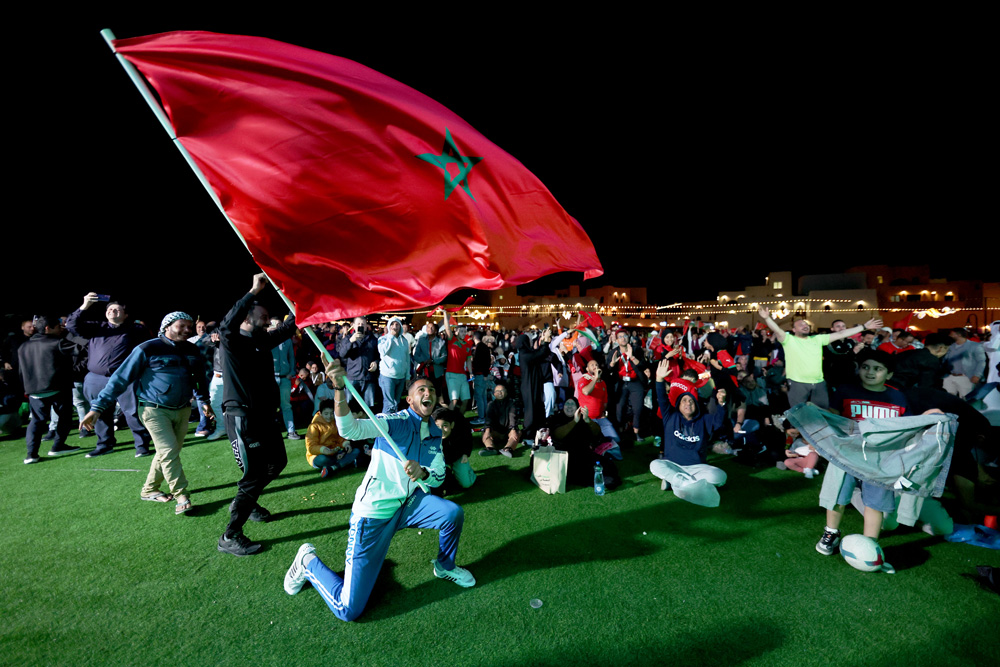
[[481, 380, 520, 457], [431, 406, 476, 492], [777, 422, 820, 479], [649, 358, 730, 507], [545, 396, 621, 489], [306, 399, 359, 477], [576, 358, 621, 446]]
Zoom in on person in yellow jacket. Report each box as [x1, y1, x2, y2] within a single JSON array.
[[307, 400, 360, 477]]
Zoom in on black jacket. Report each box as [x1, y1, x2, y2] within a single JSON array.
[[219, 292, 297, 416], [18, 333, 76, 395], [893, 349, 944, 391]]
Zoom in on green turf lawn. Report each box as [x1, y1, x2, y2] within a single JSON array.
[[2, 423, 998, 667]]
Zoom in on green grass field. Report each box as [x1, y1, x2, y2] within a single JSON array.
[[2, 424, 998, 667]]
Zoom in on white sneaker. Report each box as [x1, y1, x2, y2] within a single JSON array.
[[24, 457, 40, 464], [283, 543, 316, 595], [804, 468, 815, 479], [432, 559, 476, 588], [660, 479, 669, 491]]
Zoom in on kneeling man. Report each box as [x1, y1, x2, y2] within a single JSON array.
[[283, 361, 475, 621]]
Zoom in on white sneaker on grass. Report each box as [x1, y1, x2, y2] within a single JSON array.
[[432, 559, 476, 587], [283, 543, 316, 595]]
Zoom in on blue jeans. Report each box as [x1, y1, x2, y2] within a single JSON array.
[[304, 491, 464, 622], [349, 377, 377, 410], [83, 372, 152, 454], [473, 374, 491, 420], [312, 449, 361, 471], [26, 391, 72, 457], [276, 376, 295, 433], [378, 375, 406, 414]]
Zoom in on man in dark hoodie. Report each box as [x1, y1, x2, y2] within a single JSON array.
[[650, 358, 730, 505]]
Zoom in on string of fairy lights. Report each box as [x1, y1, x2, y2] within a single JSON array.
[[352, 297, 980, 327]]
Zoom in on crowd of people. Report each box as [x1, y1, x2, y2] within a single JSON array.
[[2, 280, 998, 620]]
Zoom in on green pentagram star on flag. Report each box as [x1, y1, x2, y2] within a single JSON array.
[[416, 128, 483, 200]]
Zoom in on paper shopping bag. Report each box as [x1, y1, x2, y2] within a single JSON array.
[[531, 446, 568, 495]]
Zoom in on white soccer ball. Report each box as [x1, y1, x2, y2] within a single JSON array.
[[840, 534, 886, 572]]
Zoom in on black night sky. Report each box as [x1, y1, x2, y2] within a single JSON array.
[[6, 15, 994, 331]]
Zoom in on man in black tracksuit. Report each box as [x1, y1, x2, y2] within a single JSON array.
[[217, 273, 298, 556]]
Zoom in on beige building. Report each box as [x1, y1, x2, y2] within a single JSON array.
[[408, 266, 996, 336]]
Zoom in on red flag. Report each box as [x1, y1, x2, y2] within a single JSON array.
[[578, 310, 605, 329], [114, 31, 603, 326], [892, 312, 914, 331]]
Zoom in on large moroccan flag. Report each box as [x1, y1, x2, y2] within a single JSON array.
[[112, 31, 603, 325]]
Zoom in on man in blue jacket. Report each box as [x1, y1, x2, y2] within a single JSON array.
[[282, 361, 475, 622], [81, 312, 212, 514]]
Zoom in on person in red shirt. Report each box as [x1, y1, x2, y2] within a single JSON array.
[[441, 311, 472, 414], [877, 329, 915, 355], [576, 359, 620, 444], [608, 329, 647, 439]]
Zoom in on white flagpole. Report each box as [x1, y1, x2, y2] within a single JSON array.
[[102, 29, 428, 492]]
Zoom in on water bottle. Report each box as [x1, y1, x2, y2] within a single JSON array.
[[594, 462, 605, 496]]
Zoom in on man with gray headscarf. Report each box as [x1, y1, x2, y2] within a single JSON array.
[[81, 311, 212, 515]]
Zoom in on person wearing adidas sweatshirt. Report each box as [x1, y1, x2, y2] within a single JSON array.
[[282, 360, 476, 621]]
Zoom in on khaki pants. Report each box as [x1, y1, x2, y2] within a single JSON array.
[[942, 374, 973, 398], [140, 404, 191, 497]]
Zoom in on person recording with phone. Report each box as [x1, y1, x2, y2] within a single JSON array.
[[66, 292, 153, 458], [336, 316, 379, 410]]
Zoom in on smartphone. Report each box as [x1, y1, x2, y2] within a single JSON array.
[[96, 294, 111, 302]]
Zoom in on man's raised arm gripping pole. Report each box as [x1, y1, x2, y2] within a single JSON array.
[[309, 331, 429, 492]]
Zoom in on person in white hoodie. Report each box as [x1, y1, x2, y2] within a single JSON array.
[[377, 316, 411, 413]]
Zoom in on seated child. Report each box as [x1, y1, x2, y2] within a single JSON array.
[[777, 422, 820, 478], [431, 406, 476, 491], [306, 399, 359, 477]]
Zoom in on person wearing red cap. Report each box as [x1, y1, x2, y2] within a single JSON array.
[[650, 358, 731, 502]]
